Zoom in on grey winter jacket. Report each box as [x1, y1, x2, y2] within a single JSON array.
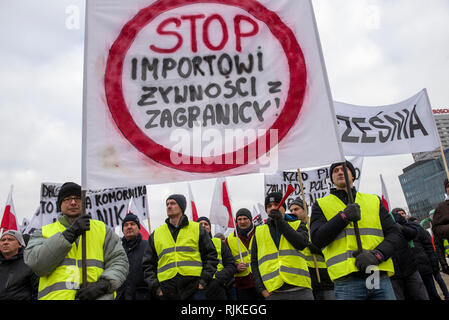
[[24, 214, 129, 300]]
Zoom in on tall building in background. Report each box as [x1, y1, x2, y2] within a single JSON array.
[[413, 109, 449, 162], [400, 109, 449, 220]]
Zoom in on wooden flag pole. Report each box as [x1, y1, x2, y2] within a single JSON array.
[[440, 146, 449, 180], [297, 168, 321, 283]]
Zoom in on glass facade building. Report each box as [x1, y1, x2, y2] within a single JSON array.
[[399, 150, 449, 219]]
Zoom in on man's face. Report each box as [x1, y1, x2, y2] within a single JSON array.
[[199, 220, 211, 233], [236, 215, 251, 229], [398, 210, 407, 219], [166, 199, 182, 218], [332, 165, 354, 189], [446, 185, 449, 195], [0, 235, 21, 258], [60, 195, 82, 219], [266, 202, 286, 215], [123, 221, 140, 240], [290, 204, 307, 222]]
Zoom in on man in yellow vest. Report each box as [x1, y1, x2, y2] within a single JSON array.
[[225, 208, 260, 300], [142, 194, 218, 300], [197, 216, 236, 300], [288, 198, 335, 300], [251, 192, 314, 300], [310, 161, 400, 300], [24, 182, 129, 300]]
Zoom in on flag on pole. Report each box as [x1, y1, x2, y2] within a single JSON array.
[[1, 185, 18, 232], [126, 197, 150, 240], [187, 183, 199, 222], [209, 178, 234, 229], [380, 174, 390, 212]]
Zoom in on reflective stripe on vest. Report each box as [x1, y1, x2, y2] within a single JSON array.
[[255, 221, 311, 292], [317, 193, 395, 281], [227, 232, 252, 277], [154, 221, 202, 282], [212, 238, 224, 275], [38, 219, 106, 300], [303, 224, 327, 269]]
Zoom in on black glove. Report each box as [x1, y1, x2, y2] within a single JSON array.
[[268, 209, 283, 222], [340, 203, 361, 222], [442, 265, 449, 275], [62, 214, 91, 243], [308, 243, 323, 256], [75, 278, 110, 300], [353, 249, 383, 273]]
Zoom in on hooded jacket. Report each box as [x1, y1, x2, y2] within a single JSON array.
[[0, 247, 39, 300], [24, 214, 129, 299]]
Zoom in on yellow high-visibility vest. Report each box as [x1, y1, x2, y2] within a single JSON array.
[[212, 238, 224, 275], [255, 221, 311, 292], [154, 221, 202, 282], [303, 224, 327, 270], [443, 239, 449, 256], [38, 219, 106, 300], [227, 232, 252, 277], [317, 193, 395, 281]]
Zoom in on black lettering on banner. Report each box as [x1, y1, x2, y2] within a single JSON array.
[[338, 104, 429, 144]]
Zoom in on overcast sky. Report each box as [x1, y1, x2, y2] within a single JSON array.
[[1, 0, 448, 231]]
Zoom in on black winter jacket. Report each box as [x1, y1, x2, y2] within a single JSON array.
[[142, 214, 218, 300], [389, 212, 420, 279], [310, 188, 401, 266], [116, 234, 150, 300], [409, 221, 439, 276], [0, 248, 38, 300]]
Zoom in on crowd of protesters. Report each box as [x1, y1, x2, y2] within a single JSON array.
[[2, 161, 449, 300]]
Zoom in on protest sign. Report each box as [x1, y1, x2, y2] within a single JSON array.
[[335, 89, 440, 156], [82, 0, 344, 189], [264, 157, 363, 210], [24, 183, 149, 234]]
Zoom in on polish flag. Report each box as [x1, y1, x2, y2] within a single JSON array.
[[209, 178, 235, 229], [126, 197, 149, 240], [1, 185, 18, 232], [380, 174, 390, 212], [187, 183, 198, 222]]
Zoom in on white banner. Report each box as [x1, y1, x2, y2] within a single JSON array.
[[335, 89, 440, 156], [82, 0, 344, 189], [264, 157, 363, 210], [24, 183, 149, 234]]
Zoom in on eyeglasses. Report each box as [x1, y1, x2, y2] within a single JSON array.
[[62, 196, 82, 203]]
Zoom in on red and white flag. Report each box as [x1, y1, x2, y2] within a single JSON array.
[[187, 183, 199, 222], [380, 174, 390, 212], [126, 197, 150, 240], [1, 185, 18, 232], [209, 178, 235, 229]]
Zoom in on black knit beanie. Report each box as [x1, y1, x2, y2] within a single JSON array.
[[56, 182, 81, 212], [122, 212, 141, 230], [197, 216, 211, 226], [288, 197, 304, 210], [265, 192, 286, 210], [329, 161, 356, 184], [236, 208, 252, 220], [166, 194, 187, 214]]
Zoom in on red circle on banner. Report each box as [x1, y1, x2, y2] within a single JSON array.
[[105, 0, 307, 173]]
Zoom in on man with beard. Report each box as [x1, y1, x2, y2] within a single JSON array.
[[226, 208, 261, 300]]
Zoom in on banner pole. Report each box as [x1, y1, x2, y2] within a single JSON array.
[[297, 168, 321, 283], [342, 162, 363, 254], [81, 190, 88, 288]]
